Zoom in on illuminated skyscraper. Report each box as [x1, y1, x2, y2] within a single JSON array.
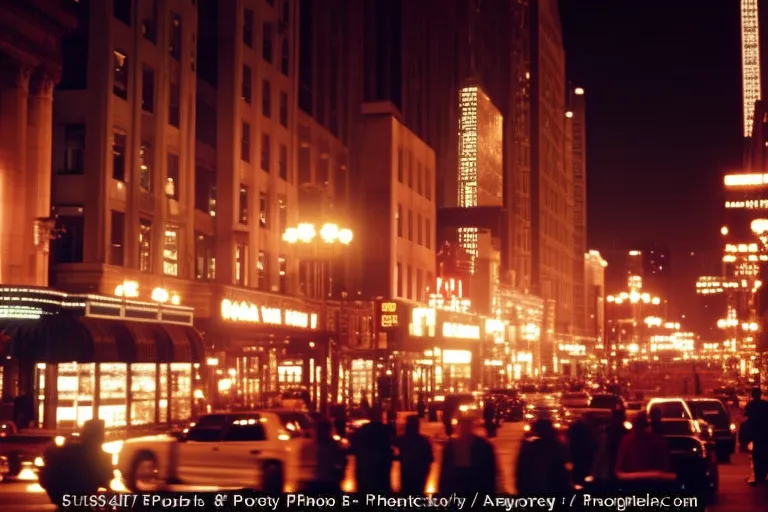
[[457, 84, 504, 273], [741, 0, 761, 139]]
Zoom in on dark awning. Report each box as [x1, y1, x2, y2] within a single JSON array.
[[0, 315, 205, 364], [162, 324, 206, 363]]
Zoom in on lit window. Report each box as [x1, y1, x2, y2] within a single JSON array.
[[139, 219, 152, 272], [164, 226, 179, 276]]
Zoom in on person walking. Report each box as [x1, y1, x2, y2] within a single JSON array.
[[592, 407, 630, 489], [566, 416, 596, 486], [395, 415, 433, 495], [483, 399, 498, 438], [442, 400, 456, 438], [349, 406, 394, 493], [438, 417, 496, 495], [615, 412, 674, 493], [516, 419, 571, 494], [298, 418, 347, 494], [744, 387, 768, 485]]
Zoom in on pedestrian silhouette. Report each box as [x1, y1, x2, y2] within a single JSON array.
[[566, 416, 596, 486], [516, 419, 571, 494], [484, 399, 498, 438], [299, 418, 346, 494], [349, 406, 394, 493], [745, 387, 768, 485], [438, 416, 496, 495], [395, 415, 433, 495], [592, 407, 629, 487]]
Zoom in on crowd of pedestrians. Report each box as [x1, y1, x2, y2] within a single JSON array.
[[295, 385, 768, 495]]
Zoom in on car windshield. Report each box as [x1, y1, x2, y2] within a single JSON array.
[[590, 395, 621, 409], [276, 412, 313, 437], [687, 401, 728, 425], [651, 401, 689, 419]]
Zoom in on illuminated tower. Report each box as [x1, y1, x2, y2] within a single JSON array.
[[741, 0, 762, 139], [457, 84, 504, 274]]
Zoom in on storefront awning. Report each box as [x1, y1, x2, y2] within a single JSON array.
[[0, 315, 205, 364]]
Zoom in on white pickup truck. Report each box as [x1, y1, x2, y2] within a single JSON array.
[[117, 410, 312, 493]]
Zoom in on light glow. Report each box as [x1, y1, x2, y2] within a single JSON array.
[[724, 173, 768, 187], [741, 0, 761, 137]]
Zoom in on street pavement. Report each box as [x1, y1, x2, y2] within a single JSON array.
[[0, 421, 765, 511]]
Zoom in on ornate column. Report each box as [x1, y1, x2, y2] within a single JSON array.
[[0, 59, 31, 285], [27, 70, 56, 286]]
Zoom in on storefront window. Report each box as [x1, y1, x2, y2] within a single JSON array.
[[159, 364, 169, 423], [170, 363, 192, 422], [99, 363, 127, 428], [278, 363, 301, 389], [130, 363, 157, 425], [350, 359, 372, 406], [57, 362, 95, 429]]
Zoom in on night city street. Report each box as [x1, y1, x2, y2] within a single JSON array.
[[0, 421, 766, 511], [2, 0, 768, 510]]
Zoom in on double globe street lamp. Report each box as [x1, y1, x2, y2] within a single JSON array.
[[282, 222, 353, 414]]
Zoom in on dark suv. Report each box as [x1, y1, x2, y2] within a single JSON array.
[[686, 398, 736, 462]]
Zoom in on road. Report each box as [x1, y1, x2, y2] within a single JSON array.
[[0, 421, 765, 511]]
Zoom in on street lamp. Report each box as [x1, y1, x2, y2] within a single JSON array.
[[282, 222, 353, 414]]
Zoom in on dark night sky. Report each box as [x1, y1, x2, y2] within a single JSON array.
[[559, 1, 744, 254]]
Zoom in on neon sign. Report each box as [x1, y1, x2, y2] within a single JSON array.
[[220, 299, 317, 329], [380, 301, 399, 328]]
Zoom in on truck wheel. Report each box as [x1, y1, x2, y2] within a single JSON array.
[[129, 453, 161, 491], [262, 462, 284, 494]]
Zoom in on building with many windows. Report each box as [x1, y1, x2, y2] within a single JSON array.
[[48, 0, 371, 416], [51, 0, 199, 293], [353, 101, 437, 302]]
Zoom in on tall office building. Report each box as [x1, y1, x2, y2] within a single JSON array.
[[741, 0, 761, 142], [567, 85, 587, 334], [0, 2, 74, 286], [49, 0, 370, 411], [359, 0, 528, 287], [530, 0, 574, 336]]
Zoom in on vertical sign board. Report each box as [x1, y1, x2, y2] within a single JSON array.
[[374, 300, 401, 350]]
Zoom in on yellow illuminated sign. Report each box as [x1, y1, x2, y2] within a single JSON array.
[[381, 315, 399, 327], [380, 302, 398, 328], [381, 302, 397, 313], [725, 199, 768, 209]]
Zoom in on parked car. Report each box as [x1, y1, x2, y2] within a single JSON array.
[[487, 389, 524, 421], [561, 391, 591, 409], [655, 419, 719, 502], [523, 402, 570, 436], [589, 394, 627, 411], [685, 398, 736, 462], [117, 410, 313, 493], [647, 397, 695, 420]]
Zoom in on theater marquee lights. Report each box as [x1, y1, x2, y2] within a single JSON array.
[[220, 299, 318, 329], [723, 173, 768, 187], [725, 199, 768, 209]]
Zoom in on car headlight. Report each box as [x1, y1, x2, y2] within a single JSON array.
[[54, 436, 66, 447], [730, 423, 737, 432], [102, 440, 124, 455], [34, 456, 44, 468]]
